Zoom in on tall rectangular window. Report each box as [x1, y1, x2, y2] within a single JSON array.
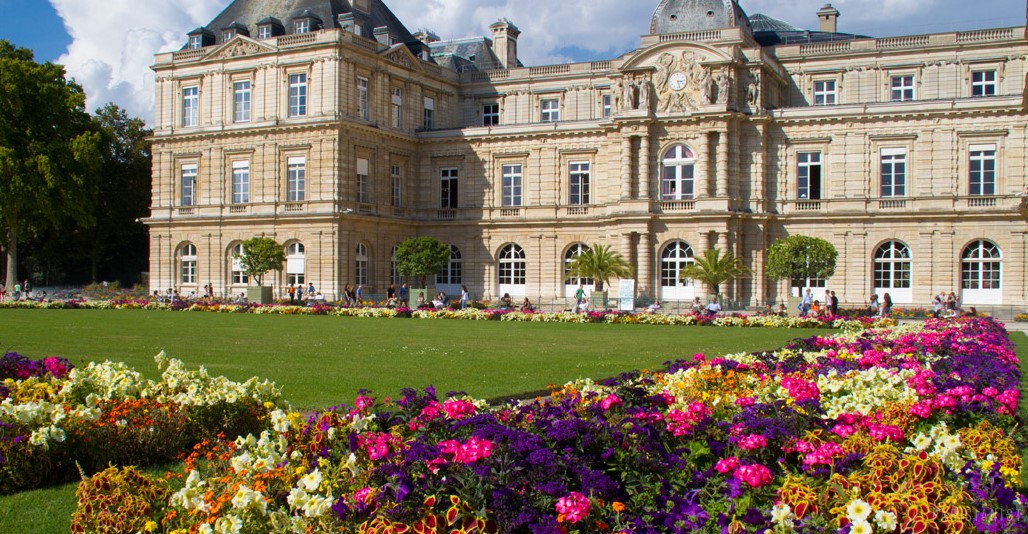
[[890, 75, 914, 102], [813, 80, 836, 106], [969, 145, 997, 196], [357, 77, 369, 120], [797, 152, 822, 200], [181, 165, 197, 206], [502, 164, 522, 207], [182, 86, 199, 127], [357, 158, 370, 203], [440, 168, 458, 208], [483, 103, 499, 126], [602, 94, 612, 118], [391, 164, 402, 207], [972, 70, 997, 96], [231, 161, 249, 204], [880, 148, 906, 197], [541, 98, 560, 122], [287, 157, 305, 202], [569, 162, 590, 205], [289, 73, 307, 117], [423, 97, 435, 129], [391, 87, 403, 128], [233, 81, 251, 123]]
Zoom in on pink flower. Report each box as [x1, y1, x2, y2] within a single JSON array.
[[867, 424, 904, 442], [908, 400, 933, 419], [354, 395, 375, 410], [715, 456, 740, 474], [830, 424, 857, 438], [735, 464, 773, 488], [555, 492, 591, 524], [734, 396, 755, 408], [738, 433, 767, 450], [359, 432, 393, 460], [599, 394, 623, 411], [353, 487, 373, 504], [780, 377, 820, 403], [437, 436, 493, 463], [442, 399, 477, 420]]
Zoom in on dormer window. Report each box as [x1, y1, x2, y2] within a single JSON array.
[[189, 35, 203, 49], [295, 19, 310, 34], [222, 30, 235, 42], [186, 27, 215, 49], [258, 25, 272, 39], [256, 17, 284, 39], [292, 11, 322, 35]]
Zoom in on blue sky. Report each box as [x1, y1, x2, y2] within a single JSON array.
[[1, 0, 1025, 123]]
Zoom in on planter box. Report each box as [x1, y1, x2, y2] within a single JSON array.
[[247, 286, 274, 305], [591, 290, 608, 309]]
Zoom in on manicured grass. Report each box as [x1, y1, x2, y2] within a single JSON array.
[[0, 309, 826, 410]]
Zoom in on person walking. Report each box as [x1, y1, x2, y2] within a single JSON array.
[[288, 284, 296, 305], [399, 283, 409, 307], [575, 283, 586, 307], [800, 289, 813, 316], [829, 291, 839, 316], [460, 285, 469, 309]]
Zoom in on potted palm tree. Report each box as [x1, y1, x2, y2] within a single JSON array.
[[680, 248, 751, 306], [565, 243, 633, 309], [237, 237, 286, 304]]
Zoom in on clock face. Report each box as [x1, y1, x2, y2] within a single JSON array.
[[668, 72, 687, 91]]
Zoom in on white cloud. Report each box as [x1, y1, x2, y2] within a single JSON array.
[[50, 0, 1023, 124]]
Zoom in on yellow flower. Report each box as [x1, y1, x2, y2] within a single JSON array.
[[144, 521, 158, 532]]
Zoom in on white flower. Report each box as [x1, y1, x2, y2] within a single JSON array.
[[271, 409, 291, 433], [846, 498, 872, 522], [300, 469, 322, 492], [874, 510, 898, 531], [302, 493, 333, 517], [214, 514, 243, 534], [771, 503, 794, 525], [848, 519, 873, 534]]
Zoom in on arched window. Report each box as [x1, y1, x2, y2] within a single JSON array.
[[437, 245, 462, 286], [873, 241, 911, 303], [962, 240, 1002, 305], [355, 243, 369, 286], [564, 243, 593, 297], [230, 243, 248, 285], [660, 241, 695, 300], [180, 243, 198, 285], [286, 242, 305, 285], [661, 145, 695, 200], [497, 243, 526, 297]]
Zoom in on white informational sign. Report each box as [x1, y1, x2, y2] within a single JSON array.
[[618, 279, 636, 312]]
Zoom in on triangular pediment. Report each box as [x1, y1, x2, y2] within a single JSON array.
[[205, 36, 277, 61], [381, 44, 424, 72]]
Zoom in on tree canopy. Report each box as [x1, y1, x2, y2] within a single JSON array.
[[238, 237, 286, 286], [680, 248, 751, 295], [394, 237, 451, 287], [0, 41, 100, 289], [564, 243, 633, 291], [765, 235, 838, 286]]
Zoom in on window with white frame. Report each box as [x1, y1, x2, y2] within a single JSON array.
[[180, 243, 198, 284], [483, 103, 499, 126], [288, 73, 307, 117], [436, 245, 462, 286], [602, 94, 612, 118], [355, 243, 369, 286], [294, 19, 310, 34], [222, 30, 235, 42], [661, 145, 695, 200], [441, 168, 458, 208], [660, 241, 695, 301], [501, 164, 522, 207], [182, 86, 199, 127], [391, 87, 403, 129], [890, 75, 914, 102], [564, 243, 593, 296], [423, 97, 434, 129], [257, 25, 272, 39], [962, 240, 1001, 290], [873, 241, 911, 292], [356, 77, 368, 120], [880, 148, 906, 197], [497, 243, 526, 293], [569, 162, 590, 205], [391, 164, 402, 207], [188, 34, 203, 49], [287, 157, 305, 202], [357, 158, 370, 203], [813, 80, 836, 106], [230, 243, 248, 285], [231, 161, 249, 204], [971, 70, 997, 97], [286, 242, 305, 285], [797, 151, 822, 200], [969, 144, 996, 196], [541, 98, 560, 122], [181, 164, 197, 206], [234, 81, 251, 123]]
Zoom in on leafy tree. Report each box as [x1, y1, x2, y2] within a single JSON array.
[[0, 41, 99, 289], [564, 243, 633, 291], [394, 237, 450, 287], [680, 248, 751, 295], [765, 235, 837, 288], [237, 237, 285, 286]]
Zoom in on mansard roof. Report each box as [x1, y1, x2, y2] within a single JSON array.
[[650, 0, 751, 35], [429, 37, 510, 73], [201, 0, 416, 45], [749, 12, 867, 46]]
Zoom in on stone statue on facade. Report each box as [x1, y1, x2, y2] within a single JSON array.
[[638, 76, 651, 111], [715, 70, 730, 105], [746, 71, 761, 110], [612, 78, 624, 111], [699, 68, 713, 104]]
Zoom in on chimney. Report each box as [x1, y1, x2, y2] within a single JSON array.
[[817, 3, 840, 33], [413, 30, 440, 44], [489, 19, 520, 69]]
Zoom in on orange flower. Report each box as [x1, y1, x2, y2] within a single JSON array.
[[611, 501, 625, 513]]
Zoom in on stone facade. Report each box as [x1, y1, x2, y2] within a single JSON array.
[[147, 0, 1028, 311]]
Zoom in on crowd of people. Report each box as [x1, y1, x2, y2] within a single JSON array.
[[0, 280, 45, 302]]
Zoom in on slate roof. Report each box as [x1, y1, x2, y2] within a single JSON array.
[[650, 0, 751, 35], [749, 12, 868, 46], [429, 37, 510, 73]]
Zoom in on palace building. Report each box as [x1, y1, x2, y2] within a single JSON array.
[[146, 0, 1028, 310]]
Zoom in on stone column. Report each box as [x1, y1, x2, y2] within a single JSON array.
[[753, 123, 766, 211], [716, 129, 729, 197], [621, 135, 633, 199], [698, 231, 711, 252], [639, 231, 653, 298], [639, 132, 651, 200], [695, 133, 709, 199]]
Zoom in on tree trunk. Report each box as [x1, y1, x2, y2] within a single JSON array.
[[5, 227, 16, 291]]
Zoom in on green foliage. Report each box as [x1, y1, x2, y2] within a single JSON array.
[[680, 248, 751, 295], [0, 41, 100, 288], [564, 243, 633, 291], [765, 235, 838, 286], [238, 237, 286, 286], [394, 237, 451, 286]]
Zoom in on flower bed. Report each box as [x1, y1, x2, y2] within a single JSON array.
[[70, 317, 1027, 533], [0, 298, 893, 330], [0, 353, 282, 494]]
